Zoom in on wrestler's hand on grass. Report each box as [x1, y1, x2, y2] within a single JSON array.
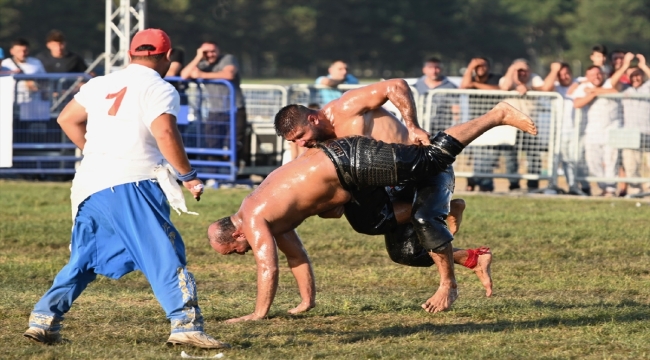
[[288, 300, 315, 315], [408, 127, 431, 146], [224, 313, 265, 324]]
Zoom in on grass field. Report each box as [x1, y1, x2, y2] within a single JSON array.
[[1, 180, 649, 359]]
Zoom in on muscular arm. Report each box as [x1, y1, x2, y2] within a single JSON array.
[[226, 216, 279, 323], [334, 78, 430, 145], [275, 230, 316, 314], [57, 99, 88, 150]]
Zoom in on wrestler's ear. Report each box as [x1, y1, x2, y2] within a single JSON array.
[[307, 113, 319, 125], [232, 229, 245, 240]]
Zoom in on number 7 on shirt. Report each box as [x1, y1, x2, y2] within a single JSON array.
[[106, 87, 127, 116]]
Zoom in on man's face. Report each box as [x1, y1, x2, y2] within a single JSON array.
[[586, 67, 604, 87], [202, 43, 219, 63], [46, 41, 65, 58], [514, 62, 530, 83], [10, 45, 29, 62], [558, 66, 573, 87], [285, 123, 330, 148], [328, 61, 348, 80], [628, 68, 644, 88], [475, 59, 489, 77], [611, 52, 625, 70], [423, 61, 442, 80], [210, 238, 251, 256], [590, 51, 606, 67]]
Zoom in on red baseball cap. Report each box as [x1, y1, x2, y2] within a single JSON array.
[[129, 28, 171, 56]]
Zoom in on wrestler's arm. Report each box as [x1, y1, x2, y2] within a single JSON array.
[[275, 230, 316, 314], [317, 205, 345, 218], [57, 99, 87, 150], [334, 78, 430, 145], [225, 217, 279, 324]]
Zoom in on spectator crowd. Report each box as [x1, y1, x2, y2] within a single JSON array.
[[1, 30, 648, 197]]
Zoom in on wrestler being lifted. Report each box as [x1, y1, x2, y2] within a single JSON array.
[[208, 86, 535, 322], [276, 79, 496, 302]]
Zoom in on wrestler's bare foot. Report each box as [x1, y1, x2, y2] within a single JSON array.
[[421, 284, 458, 313], [288, 301, 315, 315], [448, 199, 465, 236], [494, 102, 537, 135], [473, 248, 493, 297]]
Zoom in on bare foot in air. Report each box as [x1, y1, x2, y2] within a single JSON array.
[[447, 199, 465, 236], [472, 247, 493, 297], [421, 284, 458, 313], [287, 301, 315, 315], [494, 102, 537, 135]]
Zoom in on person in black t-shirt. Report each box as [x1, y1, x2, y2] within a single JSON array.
[[36, 30, 87, 73], [165, 48, 184, 77]]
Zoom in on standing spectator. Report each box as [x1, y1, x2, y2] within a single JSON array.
[[460, 57, 501, 90], [165, 48, 184, 77], [572, 65, 620, 196], [460, 57, 501, 191], [180, 41, 248, 166], [314, 60, 359, 105], [415, 57, 457, 94], [1, 38, 46, 108], [36, 30, 87, 73], [0, 38, 45, 75], [610, 53, 650, 195], [416, 57, 458, 134], [590, 44, 610, 76], [609, 50, 629, 84], [499, 59, 544, 191], [541, 62, 590, 195]]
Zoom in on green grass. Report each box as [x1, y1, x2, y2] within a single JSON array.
[[1, 180, 649, 359]]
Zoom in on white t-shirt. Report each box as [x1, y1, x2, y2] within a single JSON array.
[[499, 73, 544, 90], [621, 81, 650, 135], [571, 79, 621, 144], [70, 64, 180, 213], [555, 80, 578, 137], [0, 57, 46, 103]]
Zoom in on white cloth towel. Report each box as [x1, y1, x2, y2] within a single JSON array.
[[154, 161, 199, 216]]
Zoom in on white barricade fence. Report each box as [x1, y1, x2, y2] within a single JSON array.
[[241, 84, 288, 167], [572, 92, 650, 197], [422, 89, 563, 190]]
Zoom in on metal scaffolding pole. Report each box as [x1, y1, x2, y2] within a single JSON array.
[[103, 0, 147, 74]]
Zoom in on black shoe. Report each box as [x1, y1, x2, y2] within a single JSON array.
[[568, 187, 588, 196]]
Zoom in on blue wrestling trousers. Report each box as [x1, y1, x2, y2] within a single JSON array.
[[28, 180, 204, 334]]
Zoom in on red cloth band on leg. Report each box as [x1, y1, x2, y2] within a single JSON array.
[[463, 247, 490, 269]]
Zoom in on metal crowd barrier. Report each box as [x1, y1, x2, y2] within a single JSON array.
[[1, 75, 237, 182], [571, 92, 650, 197], [423, 89, 563, 190], [0, 73, 92, 175]]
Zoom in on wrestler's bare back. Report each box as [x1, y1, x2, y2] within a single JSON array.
[[322, 100, 411, 145], [238, 148, 352, 235]]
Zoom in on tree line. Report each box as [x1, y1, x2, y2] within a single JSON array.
[[1, 0, 650, 78]]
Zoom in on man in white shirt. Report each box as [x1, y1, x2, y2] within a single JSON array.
[[572, 65, 620, 196], [23, 29, 229, 349], [541, 62, 590, 195], [610, 52, 650, 195], [0, 38, 46, 104], [499, 59, 545, 191]]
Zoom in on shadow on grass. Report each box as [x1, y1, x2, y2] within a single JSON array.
[[338, 302, 650, 343]]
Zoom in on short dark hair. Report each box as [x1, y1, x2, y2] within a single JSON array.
[[477, 57, 491, 67], [592, 44, 607, 56], [11, 38, 30, 48], [203, 41, 219, 47], [274, 104, 311, 137], [585, 65, 602, 73], [208, 217, 237, 245], [424, 57, 441, 65], [46, 30, 65, 43], [559, 62, 571, 72], [610, 49, 625, 60], [130, 44, 167, 62]]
